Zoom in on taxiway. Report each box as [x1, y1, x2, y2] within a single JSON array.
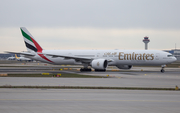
[[0, 89, 180, 113], [0, 62, 180, 113]]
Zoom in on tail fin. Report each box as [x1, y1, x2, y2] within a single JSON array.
[[15, 54, 19, 59], [20, 27, 43, 53]]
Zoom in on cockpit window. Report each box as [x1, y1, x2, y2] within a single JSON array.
[[167, 55, 173, 57]]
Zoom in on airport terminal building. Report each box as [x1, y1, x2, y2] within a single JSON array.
[[0, 53, 20, 60]]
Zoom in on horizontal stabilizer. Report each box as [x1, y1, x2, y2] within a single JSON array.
[[5, 51, 35, 56]]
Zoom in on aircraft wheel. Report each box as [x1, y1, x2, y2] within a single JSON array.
[[161, 69, 165, 73], [80, 68, 82, 72], [95, 69, 106, 72], [80, 68, 92, 72]]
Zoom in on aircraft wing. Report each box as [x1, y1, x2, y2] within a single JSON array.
[[45, 53, 92, 61], [45, 53, 114, 63], [5, 51, 35, 56]]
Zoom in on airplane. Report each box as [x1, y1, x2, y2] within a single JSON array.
[[15, 54, 32, 62], [6, 27, 177, 73], [7, 56, 16, 60]]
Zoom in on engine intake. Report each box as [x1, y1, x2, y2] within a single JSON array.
[[91, 59, 108, 70]]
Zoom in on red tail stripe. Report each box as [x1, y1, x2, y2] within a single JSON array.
[[30, 37, 43, 53], [38, 54, 53, 63], [30, 37, 53, 63]]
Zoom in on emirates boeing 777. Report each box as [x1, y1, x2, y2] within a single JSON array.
[[7, 27, 177, 72]]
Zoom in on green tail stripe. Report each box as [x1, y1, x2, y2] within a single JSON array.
[[21, 29, 33, 43]]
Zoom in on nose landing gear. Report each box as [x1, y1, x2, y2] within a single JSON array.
[[161, 65, 166, 73], [161, 68, 164, 73]]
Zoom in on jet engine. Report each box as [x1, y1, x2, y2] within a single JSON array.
[[91, 59, 108, 70], [116, 65, 132, 69]]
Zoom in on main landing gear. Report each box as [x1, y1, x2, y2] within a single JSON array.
[[80, 68, 92, 72], [80, 68, 106, 72], [161, 65, 166, 73], [80, 64, 106, 72], [80, 63, 92, 72], [95, 69, 106, 72]]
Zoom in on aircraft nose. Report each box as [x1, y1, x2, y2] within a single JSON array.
[[173, 57, 177, 62]]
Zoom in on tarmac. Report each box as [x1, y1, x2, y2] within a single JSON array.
[[0, 63, 180, 88], [0, 89, 180, 113], [0, 73, 180, 88], [0, 61, 180, 112]]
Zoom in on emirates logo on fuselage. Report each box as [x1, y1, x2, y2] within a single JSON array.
[[97, 62, 100, 66]]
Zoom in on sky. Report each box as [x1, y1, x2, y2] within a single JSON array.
[[0, 0, 180, 53]]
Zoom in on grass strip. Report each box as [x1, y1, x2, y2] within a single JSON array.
[[0, 86, 179, 91], [5, 73, 106, 78]]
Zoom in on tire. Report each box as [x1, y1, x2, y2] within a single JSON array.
[[161, 69, 164, 73], [80, 68, 92, 72], [95, 69, 106, 72]]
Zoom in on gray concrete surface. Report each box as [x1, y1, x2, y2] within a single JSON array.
[[1, 75, 180, 88], [0, 88, 180, 113], [1, 62, 180, 113], [1, 65, 180, 88], [1, 67, 180, 88]]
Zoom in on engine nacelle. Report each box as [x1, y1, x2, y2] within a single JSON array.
[[116, 65, 132, 69], [91, 59, 108, 70]]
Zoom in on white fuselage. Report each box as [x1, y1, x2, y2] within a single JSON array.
[[16, 57, 32, 61], [7, 57, 16, 60], [27, 49, 176, 66]]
